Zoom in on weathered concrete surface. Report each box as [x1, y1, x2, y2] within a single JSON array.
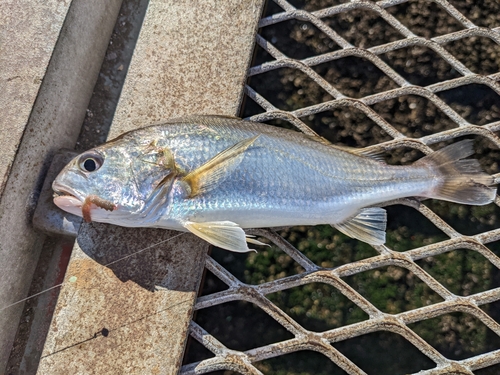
[[38, 0, 265, 373], [110, 0, 265, 135], [0, 0, 123, 370], [38, 227, 207, 374], [0, 1, 69, 196]]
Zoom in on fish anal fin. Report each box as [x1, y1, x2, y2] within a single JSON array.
[[183, 221, 257, 253], [182, 135, 259, 198], [332, 207, 387, 245]]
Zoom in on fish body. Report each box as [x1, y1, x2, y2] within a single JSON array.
[[53, 116, 496, 252]]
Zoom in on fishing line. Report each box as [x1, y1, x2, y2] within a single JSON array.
[[0, 232, 187, 313]]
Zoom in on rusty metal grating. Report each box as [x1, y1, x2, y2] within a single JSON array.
[[181, 0, 500, 374]]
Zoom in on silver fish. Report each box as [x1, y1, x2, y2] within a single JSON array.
[[53, 115, 496, 252]]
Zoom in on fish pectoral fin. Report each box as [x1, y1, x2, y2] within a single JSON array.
[[331, 207, 387, 245], [183, 220, 258, 253], [182, 136, 259, 198]]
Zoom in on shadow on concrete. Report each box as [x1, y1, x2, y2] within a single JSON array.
[[77, 222, 206, 292]]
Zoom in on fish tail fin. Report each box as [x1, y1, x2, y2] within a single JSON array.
[[415, 139, 496, 205]]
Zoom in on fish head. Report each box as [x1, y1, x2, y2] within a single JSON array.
[[53, 135, 177, 225]]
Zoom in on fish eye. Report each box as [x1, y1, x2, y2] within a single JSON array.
[[78, 152, 103, 173]]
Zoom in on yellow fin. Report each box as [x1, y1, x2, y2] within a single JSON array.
[[182, 135, 259, 198], [183, 221, 257, 253], [332, 207, 387, 245]]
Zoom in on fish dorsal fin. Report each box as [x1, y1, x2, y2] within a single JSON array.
[[182, 135, 259, 198], [167, 115, 243, 124], [306, 133, 333, 146], [301, 129, 385, 162], [333, 145, 386, 163], [331, 207, 387, 245], [183, 220, 266, 252], [205, 114, 242, 120]]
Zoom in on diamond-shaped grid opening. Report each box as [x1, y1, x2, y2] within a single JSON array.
[[192, 301, 294, 352], [443, 36, 500, 76], [370, 94, 458, 138], [324, 8, 405, 48], [415, 249, 494, 296], [385, 205, 448, 252], [199, 268, 229, 297], [266, 282, 369, 332], [312, 56, 399, 98], [380, 45, 462, 86], [342, 265, 444, 314], [251, 42, 276, 67], [448, 0, 500, 29], [386, 0, 464, 39], [244, 243, 304, 285], [246, 68, 335, 112], [261, 19, 341, 59], [475, 362, 500, 375], [486, 240, 500, 258], [182, 336, 215, 366], [381, 146, 426, 166], [332, 331, 436, 374], [300, 109, 393, 148], [436, 83, 500, 126], [479, 300, 500, 325], [408, 312, 500, 360], [208, 247, 253, 285], [263, 0, 283, 17], [279, 225, 379, 268], [255, 350, 347, 375], [208, 242, 303, 286]]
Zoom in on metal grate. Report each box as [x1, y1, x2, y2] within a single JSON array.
[[181, 0, 500, 374]]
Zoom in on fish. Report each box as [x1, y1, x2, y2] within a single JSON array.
[[52, 115, 497, 252]]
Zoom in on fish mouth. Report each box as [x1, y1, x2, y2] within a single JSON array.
[[52, 183, 84, 202], [52, 182, 85, 216]]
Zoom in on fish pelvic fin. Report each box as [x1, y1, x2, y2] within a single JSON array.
[[183, 220, 264, 253], [182, 135, 259, 198], [332, 207, 387, 245], [415, 140, 496, 205]]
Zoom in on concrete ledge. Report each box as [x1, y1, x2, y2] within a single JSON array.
[[39, 0, 265, 373], [0, 0, 123, 369]]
